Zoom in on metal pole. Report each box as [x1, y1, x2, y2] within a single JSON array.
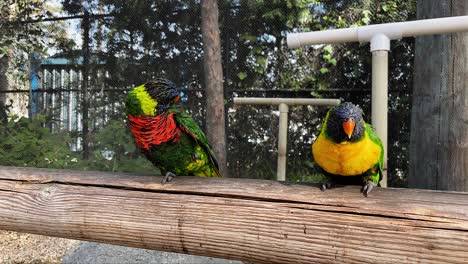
[[372, 50, 388, 187], [277, 103, 289, 181]]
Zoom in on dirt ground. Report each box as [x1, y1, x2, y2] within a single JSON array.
[[0, 231, 78, 264]]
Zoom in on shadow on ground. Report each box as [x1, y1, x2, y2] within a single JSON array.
[[62, 242, 244, 264]]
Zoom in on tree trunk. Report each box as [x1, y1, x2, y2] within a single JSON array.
[[0, 55, 8, 121], [0, 2, 10, 120], [409, 0, 468, 191], [201, 0, 228, 177], [81, 12, 90, 159]]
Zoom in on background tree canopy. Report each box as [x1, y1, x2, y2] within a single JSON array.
[[0, 0, 415, 187]]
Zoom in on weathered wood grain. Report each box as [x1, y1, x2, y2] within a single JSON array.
[[0, 166, 467, 263]]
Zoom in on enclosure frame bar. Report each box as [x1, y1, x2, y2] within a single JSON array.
[[233, 97, 340, 181], [287, 15, 468, 187]]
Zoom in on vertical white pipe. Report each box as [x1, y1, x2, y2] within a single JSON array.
[[51, 69, 56, 132], [42, 69, 47, 110], [69, 69, 73, 131], [60, 69, 65, 129], [372, 50, 388, 188], [52, 69, 56, 109], [277, 103, 289, 181], [77, 71, 82, 150]]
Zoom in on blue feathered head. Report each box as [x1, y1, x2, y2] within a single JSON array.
[[325, 102, 365, 143]]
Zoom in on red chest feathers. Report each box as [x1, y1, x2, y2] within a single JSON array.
[[128, 114, 181, 150]]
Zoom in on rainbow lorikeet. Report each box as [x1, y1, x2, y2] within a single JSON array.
[[312, 102, 384, 196], [125, 78, 221, 183]]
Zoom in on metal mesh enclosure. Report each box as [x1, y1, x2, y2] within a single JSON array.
[[0, 1, 415, 187]]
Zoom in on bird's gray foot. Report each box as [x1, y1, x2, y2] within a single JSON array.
[[161, 172, 176, 184], [361, 180, 377, 197], [320, 178, 335, 191]]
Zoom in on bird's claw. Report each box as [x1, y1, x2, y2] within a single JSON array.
[[161, 172, 176, 184], [361, 180, 377, 197], [320, 180, 335, 191]]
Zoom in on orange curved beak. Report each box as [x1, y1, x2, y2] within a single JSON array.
[[342, 119, 355, 139], [172, 95, 180, 103]]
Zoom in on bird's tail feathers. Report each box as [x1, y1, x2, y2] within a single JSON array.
[[212, 166, 222, 177]]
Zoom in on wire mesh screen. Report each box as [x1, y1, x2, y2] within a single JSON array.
[[0, 1, 415, 187]]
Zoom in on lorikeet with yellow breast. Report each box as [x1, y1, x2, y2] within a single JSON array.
[[312, 102, 383, 196], [125, 78, 221, 183]]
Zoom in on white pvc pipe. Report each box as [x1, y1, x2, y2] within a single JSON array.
[[234, 97, 340, 181], [372, 51, 388, 188], [286, 15, 468, 188], [234, 97, 340, 106], [277, 103, 289, 181], [287, 15, 468, 49]]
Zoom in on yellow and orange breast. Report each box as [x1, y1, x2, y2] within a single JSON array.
[[312, 131, 381, 176]]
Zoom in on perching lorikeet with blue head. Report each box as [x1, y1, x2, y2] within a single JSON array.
[[312, 102, 384, 196], [125, 78, 221, 183]]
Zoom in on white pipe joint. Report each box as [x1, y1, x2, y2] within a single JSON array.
[[357, 24, 402, 42], [287, 15, 468, 50], [369, 34, 391, 52], [278, 103, 289, 113], [357, 23, 400, 52]]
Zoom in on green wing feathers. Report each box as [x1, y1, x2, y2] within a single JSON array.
[[173, 109, 221, 177], [365, 123, 384, 184]]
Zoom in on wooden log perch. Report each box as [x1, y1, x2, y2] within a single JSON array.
[[0, 166, 467, 264]]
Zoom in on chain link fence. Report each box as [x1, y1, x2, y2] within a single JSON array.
[[0, 2, 414, 187]]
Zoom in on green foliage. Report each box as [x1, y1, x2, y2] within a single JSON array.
[[0, 1, 47, 82], [0, 115, 158, 175], [220, 0, 415, 183], [0, 115, 76, 168], [70, 119, 160, 175], [62, 0, 205, 87], [50, 118, 158, 174], [0, 1, 74, 84], [18, 0, 413, 185], [237, 72, 248, 80], [94, 119, 136, 156]]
